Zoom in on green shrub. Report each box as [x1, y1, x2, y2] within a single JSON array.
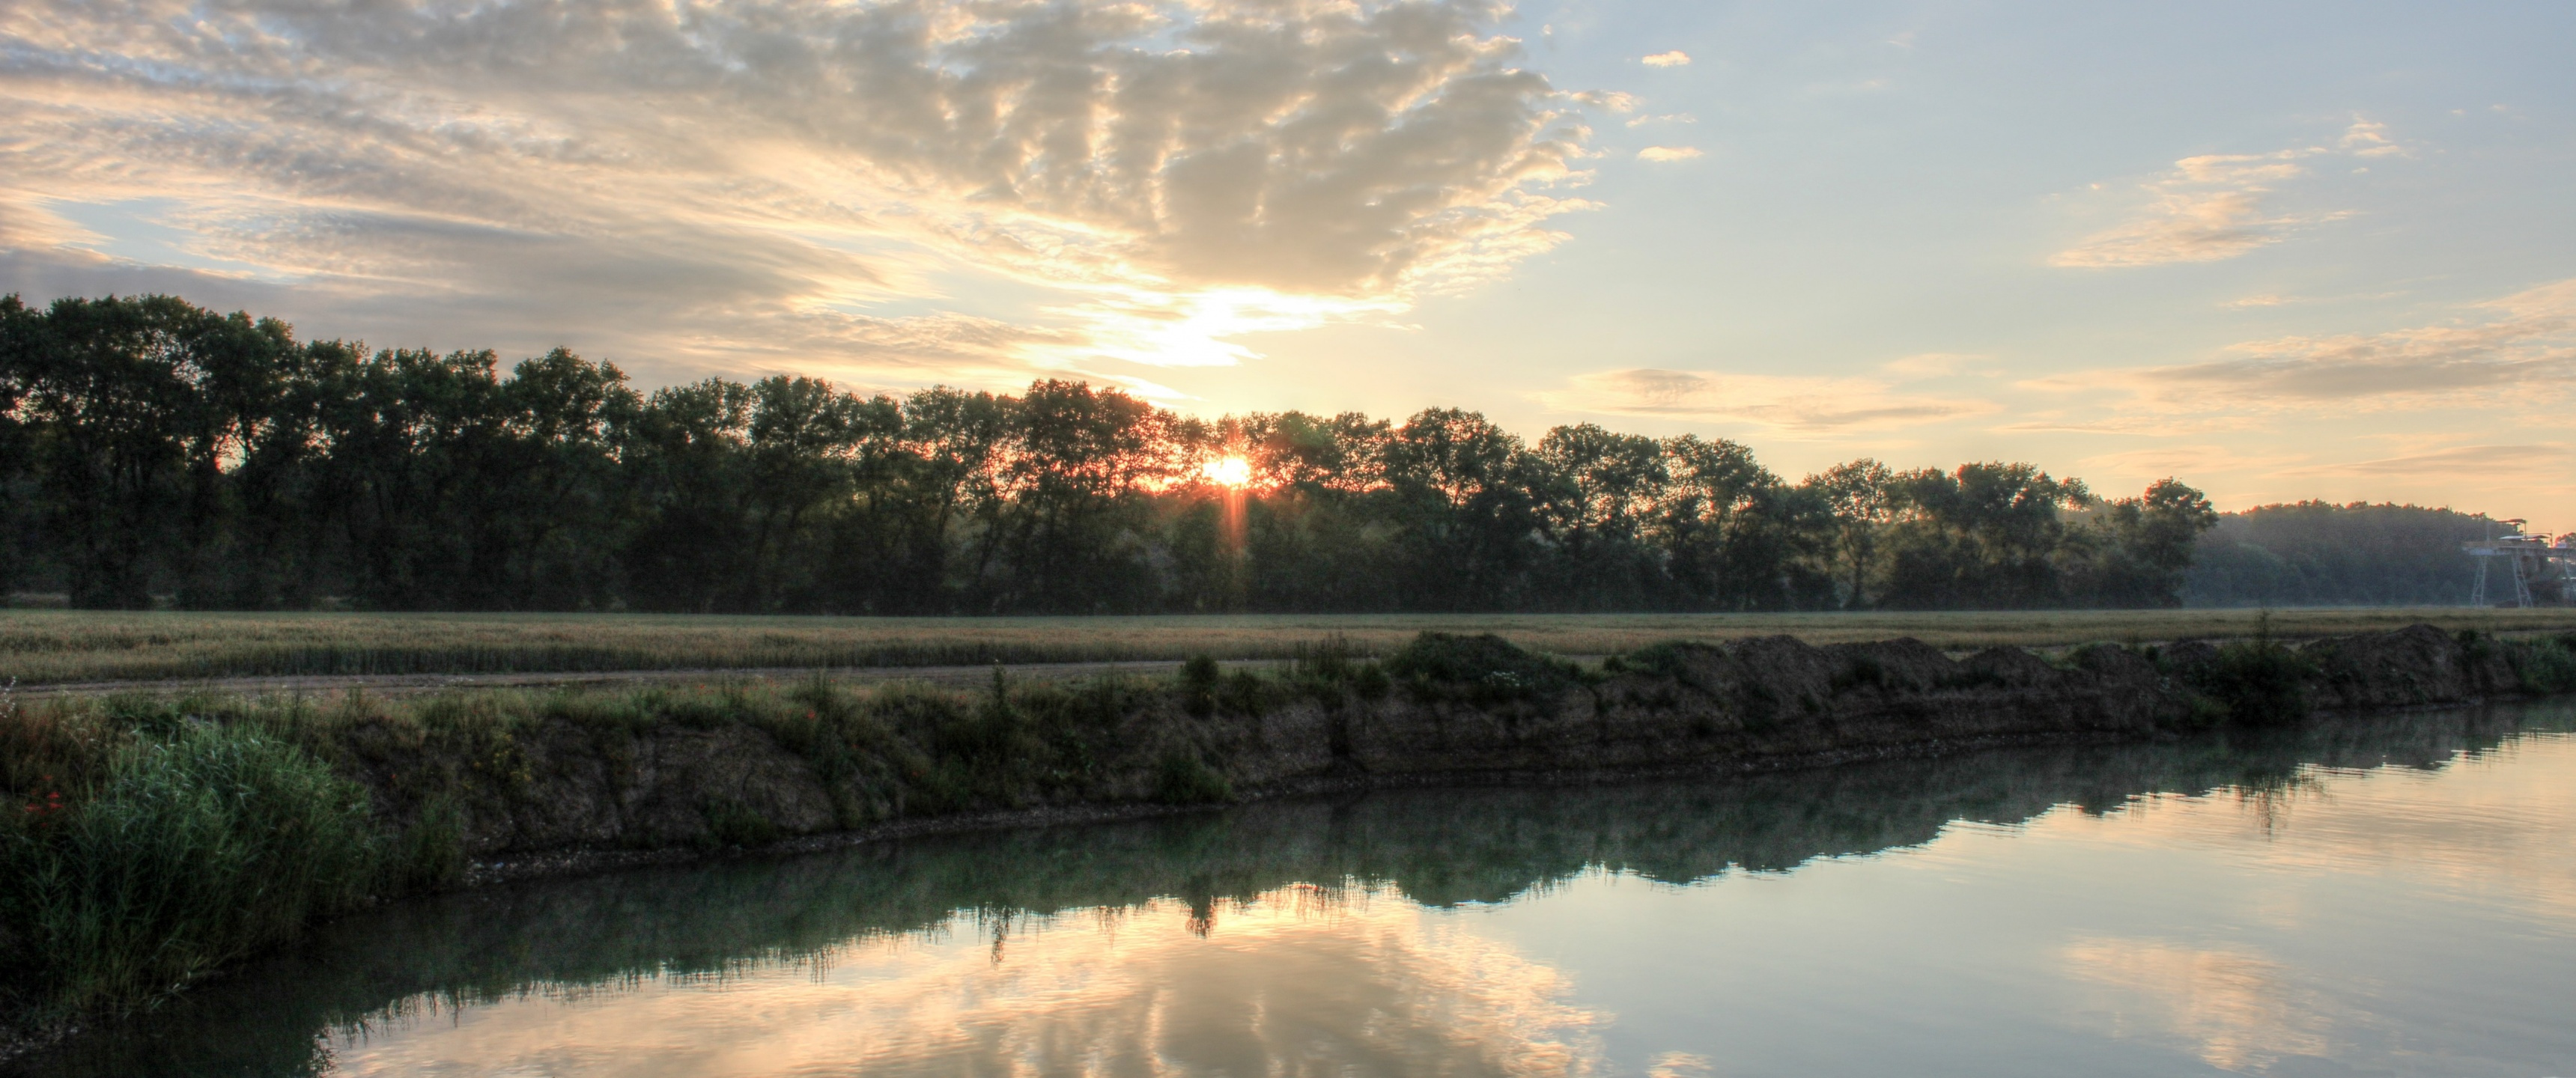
[[1284, 636, 1393, 706], [2196, 636, 2313, 726], [2507, 636, 2576, 695], [1350, 663, 1392, 701], [0, 723, 382, 1019], [1217, 670, 1269, 716], [1152, 752, 1233, 805], [1180, 654, 1221, 717], [1382, 633, 1580, 705], [702, 798, 782, 849], [1179, 654, 1221, 689], [386, 791, 467, 891]]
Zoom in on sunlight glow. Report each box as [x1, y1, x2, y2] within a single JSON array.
[[1069, 287, 1409, 369], [1201, 456, 1254, 488]]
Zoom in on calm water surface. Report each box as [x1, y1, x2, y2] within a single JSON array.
[[26, 701, 2576, 1077]]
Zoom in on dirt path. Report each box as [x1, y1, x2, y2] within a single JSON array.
[[5, 659, 1289, 699]]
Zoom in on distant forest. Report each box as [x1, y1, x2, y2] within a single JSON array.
[[0, 293, 2485, 615], [2181, 502, 2503, 607]]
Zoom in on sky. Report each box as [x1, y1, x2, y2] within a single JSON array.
[[3, 1, 2571, 523]]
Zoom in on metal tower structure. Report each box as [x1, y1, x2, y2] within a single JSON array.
[[2465, 519, 2575, 607]]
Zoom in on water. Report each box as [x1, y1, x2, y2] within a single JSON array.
[[22, 702, 2576, 1077]]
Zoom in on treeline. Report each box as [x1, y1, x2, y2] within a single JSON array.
[[2182, 502, 2507, 607], [0, 294, 2218, 613]]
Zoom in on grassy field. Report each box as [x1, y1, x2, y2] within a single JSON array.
[[6, 607, 2576, 686]]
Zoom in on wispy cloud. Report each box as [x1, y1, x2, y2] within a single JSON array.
[[1994, 413, 2263, 435], [1642, 51, 1692, 67], [2050, 120, 2405, 269], [2050, 151, 2319, 268], [2339, 118, 2411, 159], [0, 0, 1602, 383], [1880, 352, 1999, 377], [2078, 445, 2306, 478], [2221, 290, 2407, 311], [2276, 442, 2573, 478], [2061, 937, 2330, 1072], [2029, 277, 2576, 414], [1635, 147, 1704, 162], [1537, 368, 2000, 433]]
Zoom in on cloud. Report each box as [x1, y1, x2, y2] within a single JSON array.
[[328, 886, 1606, 1075], [1575, 91, 1640, 113], [1994, 413, 2262, 435], [2050, 152, 2315, 268], [2098, 278, 2576, 410], [1647, 1052, 1716, 1078], [2276, 442, 2575, 478], [2050, 123, 2408, 270], [0, 0, 1600, 384], [1635, 146, 1704, 162], [2061, 938, 2330, 1072], [2339, 118, 2410, 158], [2221, 290, 2408, 311], [2077, 445, 2306, 478], [2017, 278, 2576, 426], [1642, 51, 1692, 67], [1880, 352, 1999, 377], [1538, 368, 2002, 433]]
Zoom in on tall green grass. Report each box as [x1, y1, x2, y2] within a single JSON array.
[[2508, 634, 2576, 695], [0, 720, 389, 1025]]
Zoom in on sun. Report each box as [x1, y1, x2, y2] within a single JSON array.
[[1200, 456, 1253, 488]]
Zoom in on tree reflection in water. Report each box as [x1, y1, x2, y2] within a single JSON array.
[[22, 703, 2566, 1077]]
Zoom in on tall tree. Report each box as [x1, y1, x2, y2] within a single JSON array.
[[620, 378, 757, 612], [1808, 459, 1897, 609], [9, 296, 234, 607], [1382, 409, 1540, 610], [2065, 478, 2220, 607], [1534, 423, 1668, 608], [0, 296, 37, 595], [1656, 435, 1811, 610], [1880, 463, 2089, 609]]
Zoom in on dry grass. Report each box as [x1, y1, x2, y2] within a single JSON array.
[[6, 607, 2575, 686]]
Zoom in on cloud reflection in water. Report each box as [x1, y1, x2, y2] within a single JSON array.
[[326, 886, 1603, 1077]]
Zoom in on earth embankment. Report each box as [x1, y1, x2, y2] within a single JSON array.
[[332, 623, 2555, 870]]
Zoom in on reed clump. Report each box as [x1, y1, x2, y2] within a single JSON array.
[[2506, 633, 2576, 695], [0, 716, 389, 1028]]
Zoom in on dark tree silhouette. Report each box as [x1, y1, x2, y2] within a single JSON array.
[[1, 293, 2246, 613]]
